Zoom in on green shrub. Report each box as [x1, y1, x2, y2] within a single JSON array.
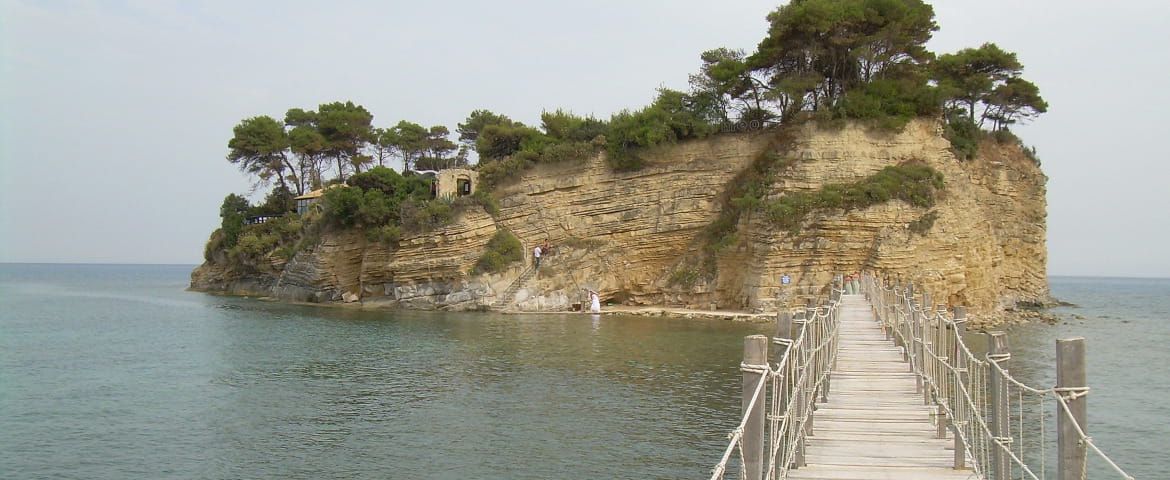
[[471, 188, 499, 217], [540, 141, 595, 164], [274, 246, 296, 260], [605, 89, 718, 171], [1022, 145, 1040, 165], [367, 224, 402, 245], [704, 146, 797, 252], [476, 124, 543, 160], [229, 231, 280, 263], [219, 194, 250, 248], [251, 186, 295, 216], [944, 116, 981, 160], [321, 167, 435, 228], [541, 109, 610, 142], [908, 211, 939, 235], [668, 267, 701, 287], [322, 186, 364, 227], [765, 163, 945, 233], [478, 152, 537, 188], [347, 166, 406, 195], [472, 230, 523, 274], [399, 198, 454, 232], [992, 128, 1020, 145], [204, 228, 225, 262], [356, 189, 399, 226], [834, 77, 941, 132]]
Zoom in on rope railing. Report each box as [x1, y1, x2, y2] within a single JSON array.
[[709, 282, 845, 480], [863, 273, 1136, 480]]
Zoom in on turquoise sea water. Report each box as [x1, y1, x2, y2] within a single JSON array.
[[0, 264, 1164, 479]]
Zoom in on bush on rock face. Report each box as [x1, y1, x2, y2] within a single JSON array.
[[473, 230, 523, 275]]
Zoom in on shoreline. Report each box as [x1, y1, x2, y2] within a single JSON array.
[[190, 288, 1057, 327], [190, 288, 777, 322]]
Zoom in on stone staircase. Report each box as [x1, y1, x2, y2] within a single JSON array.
[[493, 266, 536, 309]]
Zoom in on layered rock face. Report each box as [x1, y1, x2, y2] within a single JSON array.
[[191, 119, 1048, 324], [716, 121, 1050, 323]]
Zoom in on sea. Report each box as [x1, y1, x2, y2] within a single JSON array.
[[0, 264, 1164, 479]]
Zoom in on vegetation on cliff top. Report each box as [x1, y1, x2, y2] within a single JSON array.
[[205, 0, 1047, 273], [218, 0, 1046, 195]]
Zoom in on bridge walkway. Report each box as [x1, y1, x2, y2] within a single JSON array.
[[786, 294, 976, 480]]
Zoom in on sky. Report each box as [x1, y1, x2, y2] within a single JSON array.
[[1, 0, 1168, 277]]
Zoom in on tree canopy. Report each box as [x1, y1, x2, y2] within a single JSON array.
[[745, 0, 938, 118], [225, 100, 466, 194], [221, 1, 1049, 197]]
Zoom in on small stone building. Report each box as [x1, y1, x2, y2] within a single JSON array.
[[434, 168, 477, 199]]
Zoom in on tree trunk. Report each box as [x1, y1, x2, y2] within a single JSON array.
[[281, 154, 303, 195]]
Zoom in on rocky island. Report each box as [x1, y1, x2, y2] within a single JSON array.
[[192, 0, 1051, 326]]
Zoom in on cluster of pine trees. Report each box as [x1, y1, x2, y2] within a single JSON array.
[[223, 0, 1047, 204]]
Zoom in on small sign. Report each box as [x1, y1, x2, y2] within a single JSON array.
[[781, 274, 791, 285]]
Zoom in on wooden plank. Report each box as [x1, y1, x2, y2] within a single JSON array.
[[783, 294, 980, 480], [786, 464, 979, 480]]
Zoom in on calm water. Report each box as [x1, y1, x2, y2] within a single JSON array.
[[984, 276, 1170, 479], [0, 265, 1165, 479]]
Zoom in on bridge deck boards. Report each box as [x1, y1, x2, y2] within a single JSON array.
[[785, 294, 980, 480]]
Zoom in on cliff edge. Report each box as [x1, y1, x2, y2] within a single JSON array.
[[192, 119, 1048, 326]]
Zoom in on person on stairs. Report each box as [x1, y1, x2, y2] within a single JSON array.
[[533, 244, 542, 270]]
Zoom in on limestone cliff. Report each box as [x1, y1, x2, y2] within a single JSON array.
[[191, 119, 1048, 326]]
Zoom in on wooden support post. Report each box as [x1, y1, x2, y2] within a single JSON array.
[[1057, 337, 1087, 480], [922, 293, 933, 405], [951, 306, 968, 470], [952, 422, 967, 470], [935, 304, 951, 438], [987, 331, 1010, 480], [937, 304, 951, 402], [793, 311, 808, 468], [742, 335, 768, 480], [773, 312, 794, 469], [804, 304, 818, 436], [912, 305, 923, 388]]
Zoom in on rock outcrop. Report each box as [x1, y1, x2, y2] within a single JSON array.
[[191, 119, 1049, 325]]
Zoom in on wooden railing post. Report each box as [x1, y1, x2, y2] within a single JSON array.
[[792, 311, 807, 468], [772, 311, 794, 469], [951, 306, 968, 470], [987, 331, 1010, 480], [1057, 337, 1088, 480], [935, 304, 950, 438], [742, 335, 768, 480], [803, 302, 817, 437], [922, 293, 933, 405]]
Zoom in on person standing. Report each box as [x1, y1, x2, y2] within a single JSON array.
[[588, 289, 601, 314], [533, 244, 542, 269]]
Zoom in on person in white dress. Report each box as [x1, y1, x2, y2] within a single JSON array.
[[588, 289, 601, 314]]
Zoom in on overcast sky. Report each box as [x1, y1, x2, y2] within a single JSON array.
[[2, 0, 1168, 277]]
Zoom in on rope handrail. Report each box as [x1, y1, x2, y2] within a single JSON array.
[[709, 282, 844, 480], [710, 273, 1135, 480], [866, 274, 1136, 480]]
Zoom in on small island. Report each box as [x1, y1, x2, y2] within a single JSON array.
[[192, 0, 1050, 327]]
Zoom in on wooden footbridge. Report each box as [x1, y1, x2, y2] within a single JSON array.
[[709, 275, 1135, 480]]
